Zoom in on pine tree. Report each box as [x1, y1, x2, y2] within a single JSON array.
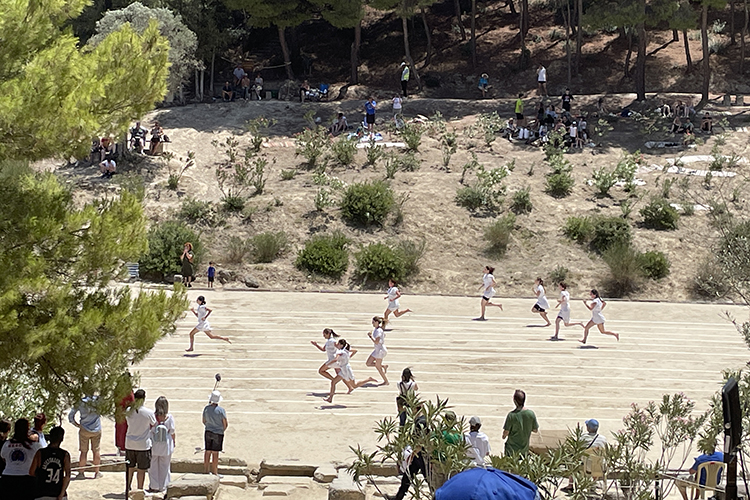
[[312, 0, 365, 84]]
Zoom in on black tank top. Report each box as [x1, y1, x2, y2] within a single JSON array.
[[35, 447, 67, 498]]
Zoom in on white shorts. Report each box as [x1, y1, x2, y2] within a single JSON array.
[[196, 320, 211, 331], [482, 290, 495, 301], [370, 346, 387, 360], [340, 365, 354, 381], [387, 300, 400, 312], [592, 313, 606, 325], [557, 309, 570, 323]]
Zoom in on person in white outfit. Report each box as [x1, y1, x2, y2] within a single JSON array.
[[186, 296, 231, 351], [384, 279, 412, 325], [465, 416, 491, 467], [531, 277, 551, 326], [551, 282, 584, 341], [311, 328, 341, 381], [580, 289, 619, 344], [323, 339, 376, 403], [475, 266, 503, 321], [148, 396, 175, 493], [366, 317, 389, 385]]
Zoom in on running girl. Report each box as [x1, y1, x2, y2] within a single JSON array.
[[551, 282, 583, 340], [366, 317, 389, 385], [186, 296, 231, 351], [396, 368, 418, 426], [311, 328, 340, 381], [580, 289, 619, 344], [475, 266, 503, 321], [384, 279, 412, 325], [531, 277, 551, 326], [323, 339, 376, 403]]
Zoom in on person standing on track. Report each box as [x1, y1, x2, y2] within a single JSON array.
[[475, 266, 503, 321], [551, 282, 584, 341], [531, 277, 551, 326], [29, 426, 70, 500], [580, 289, 619, 344], [311, 328, 340, 381], [202, 391, 227, 476], [384, 279, 412, 325], [396, 368, 418, 426], [366, 317, 389, 386], [323, 339, 376, 403], [186, 296, 231, 352]]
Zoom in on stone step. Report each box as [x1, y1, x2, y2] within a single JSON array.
[[258, 476, 313, 489], [258, 459, 318, 479], [167, 473, 220, 499]]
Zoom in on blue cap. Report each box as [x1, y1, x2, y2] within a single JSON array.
[[585, 419, 599, 430]]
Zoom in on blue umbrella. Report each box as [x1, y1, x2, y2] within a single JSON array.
[[436, 468, 538, 500]]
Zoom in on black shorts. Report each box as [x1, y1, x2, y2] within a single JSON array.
[[562, 103, 571, 112], [515, 113, 524, 120], [482, 295, 492, 302], [532, 304, 546, 313], [366, 114, 375, 125], [125, 449, 151, 470], [205, 430, 224, 452], [208, 276, 215, 283]]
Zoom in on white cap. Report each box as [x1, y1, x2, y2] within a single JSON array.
[[469, 416, 482, 426], [209, 390, 222, 404]]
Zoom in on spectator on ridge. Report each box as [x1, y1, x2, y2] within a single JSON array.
[[502, 389, 538, 456], [0, 419, 10, 473], [222, 81, 234, 102], [478, 73, 490, 98], [68, 396, 102, 479], [537, 64, 547, 96], [232, 63, 245, 86], [239, 74, 251, 100], [400, 62, 410, 97]]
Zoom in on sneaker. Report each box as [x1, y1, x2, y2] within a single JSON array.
[[75, 472, 85, 479], [94, 472, 103, 479]]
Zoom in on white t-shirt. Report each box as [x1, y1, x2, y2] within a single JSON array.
[[535, 284, 550, 310], [570, 125, 578, 138], [559, 290, 571, 312], [537, 66, 547, 82], [387, 286, 399, 301], [482, 273, 495, 297], [372, 327, 385, 347], [592, 298, 603, 315], [1, 440, 42, 475], [393, 97, 402, 111], [337, 349, 351, 369], [125, 406, 157, 451], [465, 431, 491, 467], [197, 304, 208, 322], [324, 337, 338, 362]]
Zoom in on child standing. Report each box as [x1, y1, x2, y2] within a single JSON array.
[[207, 262, 216, 289], [186, 296, 231, 352], [384, 279, 412, 325]]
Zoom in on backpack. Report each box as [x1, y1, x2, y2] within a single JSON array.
[[153, 422, 169, 443]]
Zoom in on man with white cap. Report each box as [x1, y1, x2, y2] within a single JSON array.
[[202, 391, 228, 476], [464, 416, 491, 467]]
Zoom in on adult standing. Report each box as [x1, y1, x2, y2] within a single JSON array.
[[181, 242, 194, 288], [561, 88, 573, 113], [537, 64, 547, 96], [400, 62, 410, 97], [365, 97, 377, 134], [29, 426, 70, 500], [149, 122, 164, 155], [0, 420, 10, 473], [0, 418, 42, 500], [232, 63, 246, 87], [203, 391, 228, 476], [502, 390, 538, 457], [115, 385, 135, 457], [68, 396, 102, 479], [148, 396, 175, 494], [465, 416, 491, 467], [30, 414, 47, 448], [125, 389, 157, 492], [515, 93, 525, 125]]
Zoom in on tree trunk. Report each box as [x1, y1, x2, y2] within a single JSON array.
[[471, 0, 477, 68], [195, 68, 199, 102], [350, 22, 361, 85], [210, 50, 215, 96], [564, 0, 572, 86], [402, 16, 422, 90], [683, 29, 693, 71], [521, 0, 529, 37], [278, 25, 295, 81], [731, 0, 736, 45], [742, 0, 748, 73], [624, 30, 633, 78], [421, 7, 434, 67], [672, 29, 679, 42], [575, 0, 583, 75], [507, 0, 517, 15], [635, 20, 647, 100], [701, 3, 710, 104], [454, 0, 466, 41], [200, 69, 204, 101]]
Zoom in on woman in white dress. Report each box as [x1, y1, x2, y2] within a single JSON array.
[[531, 277, 551, 326], [383, 279, 412, 325], [323, 339, 376, 403], [366, 317, 389, 385], [580, 289, 619, 344], [311, 328, 340, 381], [476, 266, 503, 321], [148, 396, 175, 493], [186, 296, 231, 351], [551, 282, 584, 340]]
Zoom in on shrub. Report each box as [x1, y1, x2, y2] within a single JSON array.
[[178, 198, 214, 224], [549, 265, 569, 285], [484, 214, 516, 256], [591, 166, 617, 197], [396, 239, 427, 278], [456, 165, 508, 212], [139, 221, 203, 280], [384, 154, 399, 179], [330, 136, 357, 166], [249, 156, 268, 195], [365, 139, 384, 167], [354, 240, 426, 283], [441, 131, 458, 168], [250, 231, 288, 263], [400, 123, 423, 151], [296, 232, 349, 278], [222, 195, 245, 212], [295, 127, 329, 169], [640, 197, 679, 230], [602, 242, 642, 297], [280, 169, 297, 180], [476, 112, 503, 147], [591, 217, 632, 253], [396, 151, 420, 172], [455, 186, 485, 211], [639, 251, 671, 279], [510, 187, 532, 214], [225, 236, 250, 264], [244, 116, 274, 152], [545, 171, 575, 198], [691, 259, 730, 299], [562, 216, 593, 244], [314, 188, 335, 211], [340, 180, 395, 227]]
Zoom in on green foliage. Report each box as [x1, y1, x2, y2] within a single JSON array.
[[0, 1, 169, 162], [460, 152, 481, 184], [396, 239, 427, 278], [296, 232, 350, 279], [562, 216, 593, 244], [545, 172, 575, 198], [400, 123, 423, 151], [544, 147, 575, 198], [476, 112, 503, 147], [178, 198, 222, 226], [602, 242, 643, 297], [549, 266, 569, 285], [164, 151, 195, 190], [692, 259, 730, 299], [250, 231, 288, 263], [639, 251, 671, 280], [395, 151, 420, 172], [330, 136, 358, 166], [355, 243, 405, 283], [280, 169, 297, 180], [295, 127, 329, 169], [456, 164, 509, 213], [140, 221, 204, 279], [385, 155, 399, 179], [365, 139, 384, 167], [222, 195, 246, 212], [340, 180, 396, 227], [614, 152, 641, 192], [484, 214, 516, 256], [212, 137, 254, 208], [90, 2, 198, 96], [591, 217, 632, 254], [591, 166, 617, 196], [245, 116, 275, 152], [640, 197, 679, 230], [225, 235, 251, 264], [249, 156, 269, 195], [441, 131, 458, 168], [0, 164, 186, 417], [314, 188, 335, 211], [510, 187, 533, 214], [116, 173, 146, 201]]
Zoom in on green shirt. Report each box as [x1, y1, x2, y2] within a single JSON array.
[[515, 98, 524, 115], [503, 408, 538, 456]]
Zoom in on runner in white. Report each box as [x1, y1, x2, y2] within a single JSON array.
[[365, 317, 389, 385], [531, 277, 551, 326], [186, 296, 231, 351], [311, 328, 340, 381], [551, 282, 584, 340], [323, 339, 376, 403], [475, 266, 503, 321], [580, 289, 619, 344], [383, 279, 412, 325]]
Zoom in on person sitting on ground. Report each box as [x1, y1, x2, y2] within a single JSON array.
[[659, 99, 672, 118], [676, 443, 724, 500], [544, 104, 557, 125], [701, 112, 713, 133], [222, 81, 234, 102], [502, 117, 517, 140], [536, 102, 545, 124], [149, 122, 164, 155], [683, 118, 694, 134], [299, 80, 311, 102], [478, 73, 490, 98], [502, 389, 538, 457], [596, 97, 609, 117], [465, 416, 491, 468], [240, 74, 251, 100], [670, 116, 683, 134], [252, 73, 264, 100], [232, 64, 245, 87], [130, 122, 148, 154], [329, 113, 348, 136]]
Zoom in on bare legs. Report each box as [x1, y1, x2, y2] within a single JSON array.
[[477, 298, 503, 320], [128, 468, 146, 490], [366, 356, 389, 385], [579, 321, 619, 344], [203, 450, 219, 474], [318, 363, 335, 381], [186, 328, 231, 351], [551, 317, 584, 340], [324, 375, 377, 403], [533, 307, 551, 326], [384, 308, 413, 325]]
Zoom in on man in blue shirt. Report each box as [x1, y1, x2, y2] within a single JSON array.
[[68, 396, 102, 479], [676, 447, 724, 500], [203, 391, 228, 475], [365, 97, 377, 133]]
